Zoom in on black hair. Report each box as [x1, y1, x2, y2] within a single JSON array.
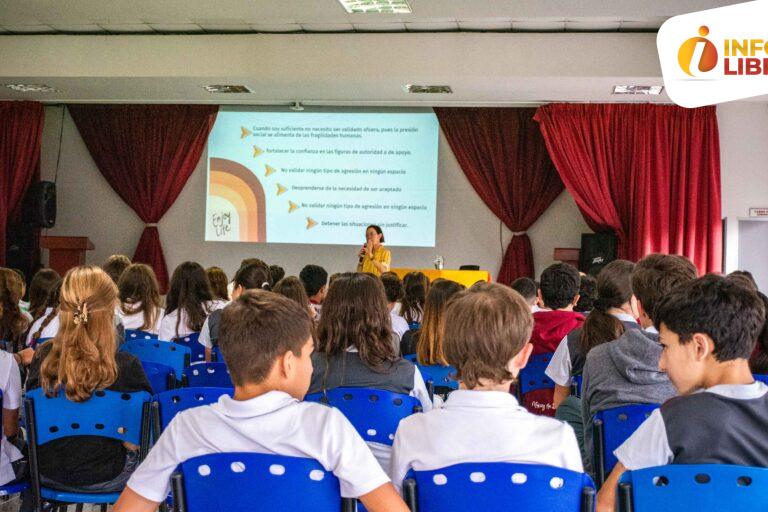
[[655, 274, 766, 362], [380, 272, 404, 303], [749, 292, 768, 373], [234, 262, 272, 291], [299, 265, 328, 298], [575, 274, 598, 313], [269, 265, 286, 285], [366, 225, 385, 244], [511, 277, 538, 304], [538, 263, 581, 309]]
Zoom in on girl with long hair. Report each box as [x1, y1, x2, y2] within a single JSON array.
[[27, 269, 60, 323], [274, 276, 315, 320], [117, 264, 164, 334], [26, 266, 152, 491], [400, 271, 429, 326], [205, 266, 230, 301], [401, 279, 465, 363], [25, 279, 62, 350], [0, 269, 29, 353]]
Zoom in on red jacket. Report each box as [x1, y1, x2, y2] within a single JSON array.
[[530, 310, 585, 354]]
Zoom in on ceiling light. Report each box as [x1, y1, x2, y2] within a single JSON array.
[[202, 84, 253, 93], [338, 0, 412, 14], [4, 83, 57, 93], [612, 85, 664, 95], [403, 84, 453, 94]]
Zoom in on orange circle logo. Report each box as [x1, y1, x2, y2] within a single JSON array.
[[678, 25, 718, 76]]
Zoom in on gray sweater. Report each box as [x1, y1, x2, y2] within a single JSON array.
[[580, 327, 677, 474]]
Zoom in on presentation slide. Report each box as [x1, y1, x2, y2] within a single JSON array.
[[205, 110, 439, 247]]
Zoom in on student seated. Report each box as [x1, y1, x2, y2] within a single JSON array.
[[25, 279, 62, 349], [269, 264, 285, 286], [117, 264, 164, 335], [199, 262, 271, 360], [205, 266, 230, 302], [400, 279, 464, 361], [574, 274, 597, 314], [102, 254, 131, 286], [399, 272, 429, 325], [300, 264, 328, 319], [389, 283, 582, 492], [511, 277, 540, 313], [597, 274, 768, 512], [381, 272, 409, 343], [114, 290, 408, 512], [308, 273, 432, 469], [26, 266, 152, 492], [274, 276, 316, 320], [157, 261, 228, 341], [526, 263, 584, 416], [581, 254, 696, 476]]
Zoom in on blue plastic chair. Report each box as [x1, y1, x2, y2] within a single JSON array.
[[141, 361, 177, 394], [408, 322, 421, 330], [172, 333, 206, 364], [153, 387, 233, 434], [183, 363, 232, 389], [172, 452, 355, 511], [0, 390, 29, 497], [593, 403, 659, 486], [517, 353, 555, 399], [211, 345, 222, 363], [403, 462, 595, 512], [305, 388, 422, 446], [404, 354, 459, 400], [753, 374, 768, 385], [24, 388, 152, 509], [34, 337, 52, 348], [618, 464, 768, 512], [571, 375, 583, 397], [125, 329, 159, 341], [121, 339, 190, 381]]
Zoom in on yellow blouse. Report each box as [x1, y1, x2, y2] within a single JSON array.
[[358, 245, 391, 276]]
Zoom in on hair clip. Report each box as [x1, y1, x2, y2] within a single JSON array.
[[73, 302, 89, 326]]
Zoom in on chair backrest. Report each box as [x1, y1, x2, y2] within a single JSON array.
[[593, 403, 659, 485], [126, 329, 159, 341], [571, 375, 583, 397], [304, 387, 422, 446], [154, 387, 233, 432], [172, 333, 205, 364], [753, 374, 768, 386], [25, 388, 151, 446], [183, 363, 233, 388], [408, 322, 421, 331], [618, 464, 768, 512], [403, 462, 595, 512], [121, 339, 190, 379], [518, 353, 555, 395], [141, 361, 176, 395], [35, 337, 52, 347], [173, 452, 348, 512]]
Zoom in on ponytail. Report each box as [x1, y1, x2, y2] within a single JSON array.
[[579, 260, 635, 356]]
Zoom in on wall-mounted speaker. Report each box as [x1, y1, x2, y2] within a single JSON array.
[[21, 181, 56, 228], [579, 232, 617, 275]]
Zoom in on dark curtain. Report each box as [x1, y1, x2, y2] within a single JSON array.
[[534, 103, 722, 274], [435, 108, 564, 284], [0, 101, 45, 267], [68, 104, 218, 291]]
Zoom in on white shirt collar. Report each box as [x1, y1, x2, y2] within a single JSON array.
[[213, 390, 298, 419], [703, 381, 768, 399], [644, 325, 659, 334], [611, 312, 637, 324], [442, 390, 525, 410]]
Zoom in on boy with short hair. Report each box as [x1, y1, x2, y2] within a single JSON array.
[[389, 283, 582, 492], [511, 277, 539, 312], [581, 254, 697, 475], [114, 290, 407, 512], [300, 264, 329, 318], [596, 274, 768, 512]]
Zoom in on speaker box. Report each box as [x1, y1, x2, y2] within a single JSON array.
[[21, 181, 56, 228], [579, 232, 617, 275]]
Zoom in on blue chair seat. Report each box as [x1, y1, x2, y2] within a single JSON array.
[[125, 329, 159, 341], [153, 387, 233, 434], [121, 339, 191, 380], [141, 361, 177, 394], [172, 333, 206, 364], [183, 363, 232, 388], [753, 374, 768, 385], [40, 489, 119, 504]]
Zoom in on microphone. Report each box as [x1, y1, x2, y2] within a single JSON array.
[[359, 243, 367, 263]]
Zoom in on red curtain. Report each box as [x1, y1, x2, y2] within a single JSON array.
[[0, 101, 45, 266], [435, 108, 564, 284], [68, 104, 218, 291], [534, 103, 721, 274]]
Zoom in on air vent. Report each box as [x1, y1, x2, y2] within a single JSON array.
[[4, 83, 57, 92], [403, 84, 453, 94], [612, 85, 664, 95], [338, 0, 411, 14], [203, 84, 254, 94]]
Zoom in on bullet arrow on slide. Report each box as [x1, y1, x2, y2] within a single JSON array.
[[241, 126, 252, 138], [288, 201, 299, 213], [265, 165, 277, 177], [276, 183, 287, 195], [252, 146, 263, 158], [306, 217, 318, 229]]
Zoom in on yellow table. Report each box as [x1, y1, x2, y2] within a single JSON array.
[[391, 268, 492, 288]]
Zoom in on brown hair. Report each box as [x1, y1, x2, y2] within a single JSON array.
[[40, 266, 119, 401], [165, 261, 214, 337], [444, 283, 533, 388], [316, 272, 395, 369], [206, 266, 230, 301], [118, 263, 162, 331], [219, 290, 312, 386], [28, 268, 61, 321], [416, 279, 465, 366], [401, 271, 430, 325], [274, 277, 311, 313], [32, 280, 61, 346], [0, 268, 29, 348], [102, 254, 131, 285], [580, 260, 635, 355], [631, 254, 697, 320]]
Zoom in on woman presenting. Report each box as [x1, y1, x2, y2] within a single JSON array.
[[356, 225, 391, 276]]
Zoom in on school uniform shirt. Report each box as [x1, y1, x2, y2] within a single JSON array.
[[0, 353, 23, 486], [616, 382, 768, 470], [117, 302, 164, 334], [310, 301, 322, 319], [545, 312, 638, 386], [127, 391, 390, 502], [389, 390, 583, 492], [25, 308, 60, 347], [390, 310, 409, 342], [198, 309, 222, 349], [157, 300, 227, 341]]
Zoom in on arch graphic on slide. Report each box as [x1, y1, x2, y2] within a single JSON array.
[[209, 157, 267, 242]]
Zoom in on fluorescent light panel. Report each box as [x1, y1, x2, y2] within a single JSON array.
[[612, 85, 664, 95], [338, 0, 412, 14], [203, 84, 253, 93], [403, 84, 453, 94], [4, 83, 57, 92]]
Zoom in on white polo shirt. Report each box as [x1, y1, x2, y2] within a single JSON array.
[[25, 308, 60, 347], [128, 391, 389, 502], [545, 312, 637, 386], [390, 311, 409, 342], [389, 390, 583, 492], [118, 302, 164, 334], [157, 300, 227, 341], [0, 353, 22, 486]]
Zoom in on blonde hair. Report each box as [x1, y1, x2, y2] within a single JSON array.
[[416, 279, 465, 366], [40, 266, 119, 402]]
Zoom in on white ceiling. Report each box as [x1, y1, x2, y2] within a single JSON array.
[[0, 0, 741, 34]]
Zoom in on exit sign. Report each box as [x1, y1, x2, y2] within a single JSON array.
[[749, 208, 768, 217]]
